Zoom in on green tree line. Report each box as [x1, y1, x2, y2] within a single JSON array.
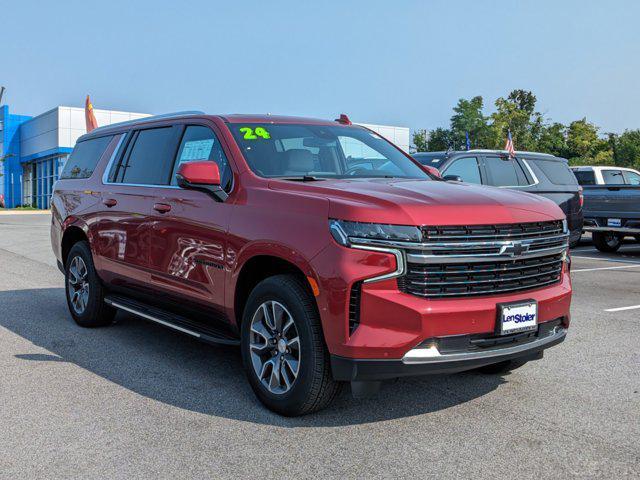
[[413, 89, 640, 169]]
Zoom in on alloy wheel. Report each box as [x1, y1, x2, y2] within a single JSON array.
[[249, 300, 301, 395], [68, 256, 90, 315]]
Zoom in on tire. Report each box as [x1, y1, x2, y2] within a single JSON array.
[[65, 241, 115, 327], [569, 238, 580, 249], [592, 231, 622, 253], [240, 274, 341, 416], [476, 359, 528, 374]]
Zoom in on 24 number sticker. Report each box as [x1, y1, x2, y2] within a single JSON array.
[[240, 127, 271, 140]]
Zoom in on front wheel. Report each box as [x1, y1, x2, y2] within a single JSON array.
[[592, 231, 622, 252], [240, 275, 341, 416]]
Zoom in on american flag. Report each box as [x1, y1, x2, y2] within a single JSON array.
[[504, 129, 516, 158]]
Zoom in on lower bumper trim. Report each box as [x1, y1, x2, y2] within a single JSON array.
[[331, 327, 567, 381]]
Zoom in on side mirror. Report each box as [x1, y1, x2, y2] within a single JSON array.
[[176, 161, 228, 202], [443, 174, 463, 182]]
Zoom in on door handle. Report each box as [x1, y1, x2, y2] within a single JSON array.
[[153, 203, 172, 214], [102, 198, 117, 208]]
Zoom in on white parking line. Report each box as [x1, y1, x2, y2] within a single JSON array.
[[605, 304, 640, 312], [572, 255, 640, 265], [571, 264, 640, 273]]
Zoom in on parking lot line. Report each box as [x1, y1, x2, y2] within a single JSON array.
[[571, 264, 640, 273], [571, 255, 640, 265], [604, 304, 640, 312]]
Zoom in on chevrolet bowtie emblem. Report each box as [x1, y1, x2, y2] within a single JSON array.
[[503, 242, 529, 256]]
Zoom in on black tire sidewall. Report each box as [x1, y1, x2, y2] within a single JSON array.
[[593, 231, 622, 252], [65, 241, 110, 327], [240, 275, 325, 415]]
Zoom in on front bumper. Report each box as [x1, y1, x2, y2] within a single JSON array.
[[331, 322, 567, 381]]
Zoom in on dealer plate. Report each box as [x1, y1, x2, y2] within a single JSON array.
[[607, 218, 622, 227], [498, 301, 538, 335]]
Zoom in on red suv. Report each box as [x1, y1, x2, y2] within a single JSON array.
[[51, 112, 572, 415]]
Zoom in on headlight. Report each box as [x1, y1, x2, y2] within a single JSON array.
[[329, 219, 421, 246], [562, 218, 568, 234]]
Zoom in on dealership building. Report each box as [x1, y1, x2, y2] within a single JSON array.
[[0, 104, 409, 209]]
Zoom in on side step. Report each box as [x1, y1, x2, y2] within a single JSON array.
[[104, 294, 240, 346]]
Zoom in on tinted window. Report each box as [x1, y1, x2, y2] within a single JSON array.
[[573, 170, 596, 185], [484, 156, 528, 186], [443, 157, 481, 184], [171, 126, 232, 190], [118, 127, 175, 185], [602, 169, 625, 185], [229, 124, 428, 180], [623, 170, 640, 185], [413, 153, 446, 167], [534, 159, 577, 185], [60, 135, 113, 179]]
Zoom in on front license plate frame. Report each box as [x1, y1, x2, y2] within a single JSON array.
[[497, 300, 538, 335]]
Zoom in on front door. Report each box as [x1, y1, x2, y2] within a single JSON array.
[[147, 124, 234, 321]]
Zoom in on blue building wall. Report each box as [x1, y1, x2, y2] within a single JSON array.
[[1, 105, 32, 208]]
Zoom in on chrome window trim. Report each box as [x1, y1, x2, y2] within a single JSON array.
[[484, 156, 539, 189]]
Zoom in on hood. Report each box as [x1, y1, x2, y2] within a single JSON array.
[[268, 178, 564, 226]]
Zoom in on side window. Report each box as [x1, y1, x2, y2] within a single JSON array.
[[171, 126, 232, 190], [443, 157, 481, 184], [60, 135, 113, 179], [116, 127, 176, 185], [484, 156, 528, 186], [623, 171, 640, 185], [602, 169, 625, 185], [534, 159, 577, 185], [573, 170, 596, 185]]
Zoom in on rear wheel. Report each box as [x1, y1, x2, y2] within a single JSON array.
[[592, 231, 622, 252], [65, 241, 115, 327], [240, 274, 341, 416]]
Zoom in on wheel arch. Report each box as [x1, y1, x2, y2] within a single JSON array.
[[61, 224, 90, 266], [231, 252, 319, 330]]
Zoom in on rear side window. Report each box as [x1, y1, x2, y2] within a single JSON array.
[[60, 135, 113, 179], [534, 159, 577, 185], [443, 157, 481, 184], [602, 169, 625, 185], [623, 170, 640, 185], [484, 156, 529, 186], [573, 170, 596, 185], [116, 127, 175, 185]]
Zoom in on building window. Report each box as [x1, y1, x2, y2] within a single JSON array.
[[24, 154, 67, 209]]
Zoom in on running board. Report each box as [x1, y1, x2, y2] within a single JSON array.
[[104, 294, 240, 346]]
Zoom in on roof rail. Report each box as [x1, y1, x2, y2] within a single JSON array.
[[90, 110, 206, 134]]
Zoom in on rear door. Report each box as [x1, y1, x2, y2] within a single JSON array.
[[95, 125, 180, 291], [146, 122, 235, 322]]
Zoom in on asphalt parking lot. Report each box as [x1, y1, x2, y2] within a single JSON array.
[[1, 213, 639, 479]]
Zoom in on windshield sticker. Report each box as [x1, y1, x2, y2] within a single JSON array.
[[240, 127, 271, 140]]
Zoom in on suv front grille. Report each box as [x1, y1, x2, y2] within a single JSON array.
[[399, 253, 563, 298], [397, 221, 567, 299]]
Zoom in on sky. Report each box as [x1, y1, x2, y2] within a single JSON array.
[[2, 0, 640, 135]]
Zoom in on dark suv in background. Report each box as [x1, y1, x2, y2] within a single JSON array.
[[413, 150, 584, 247]]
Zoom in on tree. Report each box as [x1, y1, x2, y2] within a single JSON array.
[[566, 118, 599, 159], [537, 122, 568, 158], [412, 129, 428, 152], [450, 96, 489, 149], [612, 129, 640, 169], [427, 127, 453, 151], [490, 89, 544, 151]]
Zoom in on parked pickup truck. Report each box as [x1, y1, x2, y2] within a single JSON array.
[[571, 166, 640, 252]]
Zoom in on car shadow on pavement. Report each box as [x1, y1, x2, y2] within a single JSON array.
[[0, 288, 507, 427]]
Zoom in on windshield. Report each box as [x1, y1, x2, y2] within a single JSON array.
[[229, 123, 429, 180]]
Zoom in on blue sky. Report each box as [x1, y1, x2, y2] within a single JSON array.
[[3, 0, 639, 134]]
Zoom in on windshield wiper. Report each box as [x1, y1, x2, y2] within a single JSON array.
[[280, 175, 325, 182]]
